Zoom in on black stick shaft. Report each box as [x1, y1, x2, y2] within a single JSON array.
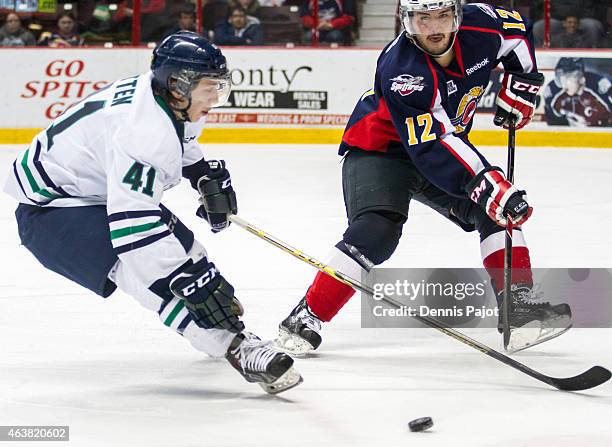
[[503, 122, 516, 349]]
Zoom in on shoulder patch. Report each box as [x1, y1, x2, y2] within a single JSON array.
[[390, 74, 426, 96], [471, 3, 497, 19]]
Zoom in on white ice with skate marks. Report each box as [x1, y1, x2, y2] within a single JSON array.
[[0, 144, 611, 447]]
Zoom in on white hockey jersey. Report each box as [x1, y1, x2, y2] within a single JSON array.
[[5, 71, 207, 287]]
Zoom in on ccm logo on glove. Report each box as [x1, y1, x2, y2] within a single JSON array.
[[512, 81, 541, 94], [470, 179, 488, 202], [180, 265, 218, 296]]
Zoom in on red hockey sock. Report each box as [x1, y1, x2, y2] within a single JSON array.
[[305, 271, 356, 322], [481, 230, 533, 293]]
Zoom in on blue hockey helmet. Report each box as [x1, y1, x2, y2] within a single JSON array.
[[554, 57, 585, 93], [555, 57, 585, 77], [151, 31, 231, 108]]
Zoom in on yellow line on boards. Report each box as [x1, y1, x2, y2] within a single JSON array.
[[0, 128, 610, 148], [0, 129, 39, 145], [470, 130, 612, 148], [199, 127, 344, 144]]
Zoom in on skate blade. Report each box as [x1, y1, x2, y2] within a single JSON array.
[[506, 322, 573, 354], [259, 366, 303, 395], [274, 328, 316, 356]]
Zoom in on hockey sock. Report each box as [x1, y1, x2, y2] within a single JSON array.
[[481, 229, 532, 295], [305, 246, 363, 322]]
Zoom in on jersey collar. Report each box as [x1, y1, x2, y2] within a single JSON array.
[[154, 94, 185, 152], [442, 37, 466, 78]]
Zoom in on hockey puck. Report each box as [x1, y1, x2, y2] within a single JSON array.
[[408, 417, 433, 432]]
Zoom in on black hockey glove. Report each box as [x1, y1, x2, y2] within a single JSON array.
[[466, 167, 532, 227], [494, 72, 544, 130], [170, 257, 245, 333], [196, 160, 237, 233]]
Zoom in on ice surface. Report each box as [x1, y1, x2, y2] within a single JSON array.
[[0, 144, 611, 446]]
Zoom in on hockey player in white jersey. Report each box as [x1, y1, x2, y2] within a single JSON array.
[[4, 31, 302, 394]]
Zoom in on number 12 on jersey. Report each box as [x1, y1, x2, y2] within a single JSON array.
[[496, 8, 526, 31], [405, 113, 436, 146]]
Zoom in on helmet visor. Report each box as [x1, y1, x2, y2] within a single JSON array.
[[190, 73, 232, 108], [400, 5, 460, 37], [205, 74, 232, 108]]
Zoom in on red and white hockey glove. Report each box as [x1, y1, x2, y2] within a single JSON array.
[[494, 72, 545, 130], [466, 167, 532, 227]]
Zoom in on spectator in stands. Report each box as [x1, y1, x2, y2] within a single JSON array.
[[551, 15, 596, 48], [229, 0, 261, 18], [214, 5, 264, 45], [300, 0, 355, 45], [85, 1, 115, 34], [38, 13, 85, 47], [531, 0, 605, 47], [0, 13, 36, 46], [163, 3, 197, 38], [78, 1, 135, 44]]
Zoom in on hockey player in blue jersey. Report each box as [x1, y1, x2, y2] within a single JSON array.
[[4, 31, 302, 394], [276, 0, 572, 355]]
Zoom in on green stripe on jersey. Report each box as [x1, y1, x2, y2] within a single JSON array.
[[163, 300, 186, 327], [20, 149, 59, 199], [110, 220, 165, 240]]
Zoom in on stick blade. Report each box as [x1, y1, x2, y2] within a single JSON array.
[[549, 366, 611, 391]]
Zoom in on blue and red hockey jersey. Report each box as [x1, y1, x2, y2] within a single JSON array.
[[339, 3, 538, 197]]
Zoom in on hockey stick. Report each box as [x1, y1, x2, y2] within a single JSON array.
[[502, 121, 516, 349], [229, 214, 611, 391]]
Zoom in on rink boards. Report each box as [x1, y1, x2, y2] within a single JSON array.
[[0, 47, 610, 148]]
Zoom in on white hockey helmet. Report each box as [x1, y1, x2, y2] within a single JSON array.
[[399, 0, 463, 56]]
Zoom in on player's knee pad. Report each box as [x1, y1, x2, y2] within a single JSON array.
[[342, 211, 405, 265], [451, 200, 501, 240], [116, 239, 209, 313], [169, 258, 245, 333]]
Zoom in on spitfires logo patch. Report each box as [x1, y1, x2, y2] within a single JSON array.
[[451, 86, 484, 133], [390, 74, 426, 96]]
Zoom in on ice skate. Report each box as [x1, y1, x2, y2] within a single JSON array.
[[226, 331, 303, 394], [498, 284, 572, 353], [276, 297, 323, 356]]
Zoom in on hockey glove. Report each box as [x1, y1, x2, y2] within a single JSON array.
[[466, 167, 532, 227], [494, 72, 545, 130], [170, 257, 245, 333], [196, 160, 237, 233]]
